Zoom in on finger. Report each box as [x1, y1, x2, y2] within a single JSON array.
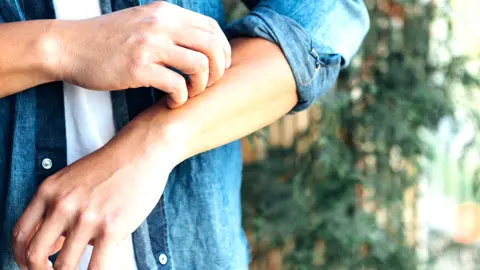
[[187, 15, 231, 69], [216, 27, 231, 70], [54, 225, 94, 270], [25, 214, 67, 270], [223, 35, 232, 69], [173, 28, 226, 87], [51, 236, 65, 256], [223, 36, 232, 69], [176, 9, 231, 69], [12, 198, 46, 268], [148, 1, 231, 70], [140, 64, 188, 108], [88, 237, 117, 270], [160, 45, 209, 97]]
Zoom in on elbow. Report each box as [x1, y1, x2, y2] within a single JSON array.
[[342, 0, 370, 66], [341, 0, 370, 62], [309, 0, 370, 67], [353, 0, 371, 42]]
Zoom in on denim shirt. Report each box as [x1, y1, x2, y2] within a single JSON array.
[[0, 0, 369, 269]]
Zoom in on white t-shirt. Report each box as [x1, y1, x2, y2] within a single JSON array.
[[52, 1, 138, 269]]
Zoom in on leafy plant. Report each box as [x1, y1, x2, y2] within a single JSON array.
[[239, 0, 480, 269]]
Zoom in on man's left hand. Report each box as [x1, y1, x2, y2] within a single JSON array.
[[11, 114, 181, 270]]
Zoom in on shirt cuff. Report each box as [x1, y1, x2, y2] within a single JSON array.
[[225, 6, 342, 113]]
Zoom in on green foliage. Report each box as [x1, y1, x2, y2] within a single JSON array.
[[240, 0, 480, 269]]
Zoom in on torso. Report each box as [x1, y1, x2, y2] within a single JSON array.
[[0, 1, 246, 269]]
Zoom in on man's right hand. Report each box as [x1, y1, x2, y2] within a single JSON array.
[[44, 1, 231, 108]]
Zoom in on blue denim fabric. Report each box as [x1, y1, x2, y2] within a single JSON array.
[[225, 0, 369, 111], [0, 0, 369, 269]]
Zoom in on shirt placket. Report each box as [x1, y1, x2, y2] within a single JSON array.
[[34, 82, 67, 185], [106, 1, 172, 269]]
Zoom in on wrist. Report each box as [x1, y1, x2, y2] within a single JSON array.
[[36, 20, 72, 82], [151, 121, 190, 167], [114, 105, 191, 170], [143, 106, 192, 166]]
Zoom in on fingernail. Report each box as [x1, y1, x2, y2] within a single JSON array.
[[226, 58, 232, 69]]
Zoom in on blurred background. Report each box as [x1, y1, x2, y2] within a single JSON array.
[[224, 0, 480, 269]]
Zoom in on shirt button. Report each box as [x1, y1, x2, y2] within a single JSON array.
[[158, 253, 168, 265], [41, 158, 53, 170]]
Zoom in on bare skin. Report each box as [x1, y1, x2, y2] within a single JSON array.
[[0, 1, 231, 108], [6, 3, 298, 270]]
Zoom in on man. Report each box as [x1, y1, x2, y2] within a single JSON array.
[[0, 0, 369, 269]]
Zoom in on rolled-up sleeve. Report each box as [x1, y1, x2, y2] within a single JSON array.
[[225, 0, 370, 112]]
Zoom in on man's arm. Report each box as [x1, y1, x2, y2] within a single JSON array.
[[11, 36, 329, 270], [12, 1, 370, 269], [226, 0, 370, 111], [12, 38, 296, 270], [0, 2, 231, 107], [0, 20, 56, 97], [142, 0, 371, 154], [136, 38, 297, 160]]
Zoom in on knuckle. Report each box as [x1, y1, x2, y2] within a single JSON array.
[[53, 197, 77, 215], [25, 247, 42, 264], [147, 2, 173, 22], [205, 17, 219, 32], [12, 226, 27, 243], [128, 53, 149, 79], [78, 210, 98, 226], [133, 33, 153, 47], [135, 50, 151, 66], [141, 15, 161, 30], [192, 54, 209, 72], [206, 34, 223, 54], [149, 0, 167, 9], [37, 182, 54, 199]]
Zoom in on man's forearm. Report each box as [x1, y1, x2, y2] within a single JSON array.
[[129, 37, 298, 162], [0, 20, 56, 97], [1, 2, 231, 108]]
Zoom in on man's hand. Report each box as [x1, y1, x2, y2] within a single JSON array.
[[12, 116, 182, 270], [11, 37, 297, 270], [44, 1, 231, 108]]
